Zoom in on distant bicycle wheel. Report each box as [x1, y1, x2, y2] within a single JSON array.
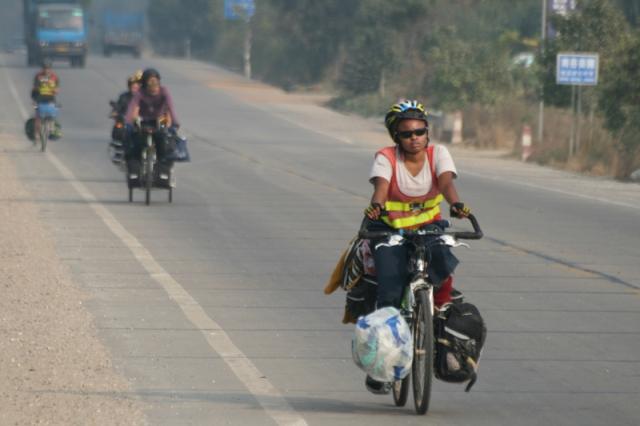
[[412, 288, 434, 415], [144, 146, 154, 206], [40, 118, 49, 152]]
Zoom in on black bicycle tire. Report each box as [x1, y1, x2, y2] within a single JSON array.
[[40, 119, 48, 152], [392, 375, 410, 407], [412, 289, 434, 415], [144, 147, 153, 206]]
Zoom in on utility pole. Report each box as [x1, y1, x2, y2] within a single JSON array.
[[243, 21, 252, 79], [538, 0, 547, 146]]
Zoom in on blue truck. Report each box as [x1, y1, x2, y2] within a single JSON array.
[[23, 0, 88, 68], [102, 11, 144, 58]]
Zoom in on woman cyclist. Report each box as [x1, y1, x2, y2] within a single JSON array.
[[125, 68, 180, 187], [31, 59, 59, 145], [363, 99, 471, 393]]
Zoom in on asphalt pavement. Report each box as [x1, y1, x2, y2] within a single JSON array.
[[1, 52, 638, 426]]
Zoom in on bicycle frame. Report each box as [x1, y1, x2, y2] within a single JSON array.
[[400, 234, 441, 318], [35, 103, 57, 152]]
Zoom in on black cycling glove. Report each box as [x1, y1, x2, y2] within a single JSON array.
[[450, 202, 471, 218]]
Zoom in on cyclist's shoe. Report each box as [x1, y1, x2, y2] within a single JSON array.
[[365, 375, 391, 395], [155, 162, 173, 188], [127, 160, 141, 187], [110, 146, 124, 165], [111, 154, 123, 166], [154, 172, 171, 188], [127, 173, 139, 187], [450, 288, 464, 304]]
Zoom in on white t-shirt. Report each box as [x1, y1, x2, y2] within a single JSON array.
[[369, 145, 457, 197]]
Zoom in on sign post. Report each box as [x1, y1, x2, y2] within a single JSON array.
[[539, 0, 577, 147], [224, 0, 255, 79], [556, 52, 599, 157], [538, 0, 547, 147]]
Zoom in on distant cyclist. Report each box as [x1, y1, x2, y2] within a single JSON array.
[[31, 59, 59, 144], [125, 68, 179, 187]]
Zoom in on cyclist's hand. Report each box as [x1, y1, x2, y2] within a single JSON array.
[[364, 203, 383, 220], [450, 202, 471, 218]]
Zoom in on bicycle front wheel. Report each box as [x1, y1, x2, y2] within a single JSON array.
[[412, 288, 434, 415], [144, 150, 153, 205]]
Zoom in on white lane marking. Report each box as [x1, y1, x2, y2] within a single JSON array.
[[463, 170, 640, 212], [3, 59, 308, 426]]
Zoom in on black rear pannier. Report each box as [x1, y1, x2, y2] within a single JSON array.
[[25, 117, 35, 141], [434, 302, 487, 391]]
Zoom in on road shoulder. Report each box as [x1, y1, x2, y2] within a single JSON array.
[[0, 133, 148, 425]]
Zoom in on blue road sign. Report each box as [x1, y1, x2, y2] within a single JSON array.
[[550, 0, 577, 15], [556, 53, 599, 86], [224, 0, 255, 21]]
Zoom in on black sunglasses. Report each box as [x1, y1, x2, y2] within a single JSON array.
[[396, 127, 428, 139]]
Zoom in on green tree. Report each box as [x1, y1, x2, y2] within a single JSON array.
[[539, 0, 630, 108], [615, 0, 640, 25], [250, 0, 358, 87], [598, 32, 640, 178], [422, 28, 513, 110], [338, 0, 428, 95], [148, 0, 215, 56]]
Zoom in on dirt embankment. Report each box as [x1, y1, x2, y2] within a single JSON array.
[[0, 133, 147, 425]]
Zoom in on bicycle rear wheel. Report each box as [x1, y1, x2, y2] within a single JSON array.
[[412, 288, 434, 415]]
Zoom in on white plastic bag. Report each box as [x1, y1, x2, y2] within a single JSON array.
[[352, 307, 413, 382]]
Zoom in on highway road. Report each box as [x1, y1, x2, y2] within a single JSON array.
[[1, 52, 639, 425]]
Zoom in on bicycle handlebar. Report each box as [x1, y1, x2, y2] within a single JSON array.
[[358, 213, 483, 241]]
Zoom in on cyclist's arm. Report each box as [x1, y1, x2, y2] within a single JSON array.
[[366, 177, 389, 219], [31, 75, 39, 101], [163, 89, 179, 128], [53, 73, 59, 94], [371, 177, 389, 206], [438, 171, 461, 205]]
